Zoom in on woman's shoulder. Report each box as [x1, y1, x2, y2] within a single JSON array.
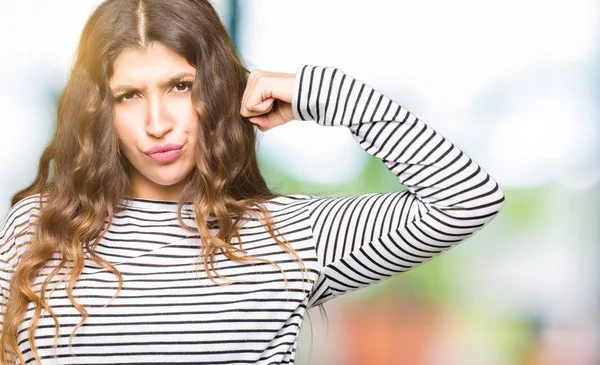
[[265, 193, 316, 208], [1, 193, 43, 261], [2, 193, 44, 229], [241, 193, 314, 217], [269, 193, 314, 203]]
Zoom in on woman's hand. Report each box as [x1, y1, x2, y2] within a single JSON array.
[[240, 69, 296, 132]]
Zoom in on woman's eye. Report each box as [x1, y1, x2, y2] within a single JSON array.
[[121, 92, 136, 100], [115, 92, 136, 102], [173, 81, 193, 92]]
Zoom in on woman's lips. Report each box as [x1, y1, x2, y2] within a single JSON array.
[[144, 144, 183, 163]]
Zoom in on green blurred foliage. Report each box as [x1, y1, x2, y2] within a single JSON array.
[[259, 153, 407, 197], [501, 187, 547, 231]]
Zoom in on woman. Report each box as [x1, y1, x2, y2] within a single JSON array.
[[0, 0, 505, 364]]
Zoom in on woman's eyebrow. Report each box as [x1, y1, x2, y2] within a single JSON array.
[[110, 71, 195, 94]]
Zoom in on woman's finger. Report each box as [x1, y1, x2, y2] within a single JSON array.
[[249, 116, 268, 131], [240, 70, 266, 117], [247, 97, 276, 114]]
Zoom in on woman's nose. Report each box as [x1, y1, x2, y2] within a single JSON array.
[[146, 95, 173, 138]]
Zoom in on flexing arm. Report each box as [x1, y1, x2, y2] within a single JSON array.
[[290, 64, 505, 307]]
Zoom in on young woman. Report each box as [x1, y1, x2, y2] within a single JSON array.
[[0, 0, 506, 364]]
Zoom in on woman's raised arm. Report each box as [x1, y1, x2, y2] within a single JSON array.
[[290, 64, 506, 308]]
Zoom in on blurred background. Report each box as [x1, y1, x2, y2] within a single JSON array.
[[0, 1, 598, 364]]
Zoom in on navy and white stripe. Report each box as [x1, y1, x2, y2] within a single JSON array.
[[0, 64, 504, 364]]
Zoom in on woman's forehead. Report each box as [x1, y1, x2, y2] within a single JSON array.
[[110, 43, 196, 85]]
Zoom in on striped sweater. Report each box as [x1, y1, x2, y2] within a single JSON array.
[[0, 64, 505, 364]]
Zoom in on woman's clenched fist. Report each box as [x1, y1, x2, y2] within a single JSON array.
[[240, 69, 296, 132]]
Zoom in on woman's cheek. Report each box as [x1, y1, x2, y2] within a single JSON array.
[[114, 104, 144, 142], [171, 97, 199, 131]]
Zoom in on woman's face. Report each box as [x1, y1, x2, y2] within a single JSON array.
[[109, 42, 199, 200]]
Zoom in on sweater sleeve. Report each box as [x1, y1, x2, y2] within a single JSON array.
[[290, 64, 506, 308]]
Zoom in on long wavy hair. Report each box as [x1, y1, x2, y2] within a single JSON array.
[[0, 0, 320, 363]]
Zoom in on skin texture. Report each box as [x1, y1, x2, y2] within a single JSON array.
[[110, 41, 297, 200]]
